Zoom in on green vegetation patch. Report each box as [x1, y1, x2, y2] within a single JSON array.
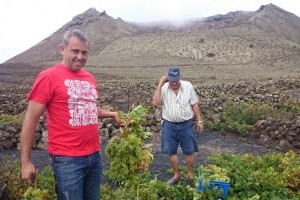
[[0, 113, 25, 125]]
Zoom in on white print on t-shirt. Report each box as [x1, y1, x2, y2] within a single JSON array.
[[65, 79, 98, 127]]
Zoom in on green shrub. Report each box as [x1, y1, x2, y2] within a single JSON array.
[[206, 52, 215, 57], [0, 113, 24, 125], [105, 105, 153, 184], [2, 144, 300, 199], [216, 102, 271, 135], [101, 176, 203, 200], [1, 104, 299, 199], [0, 156, 27, 199], [276, 98, 300, 117], [209, 100, 299, 136], [0, 156, 55, 200], [208, 151, 300, 200]]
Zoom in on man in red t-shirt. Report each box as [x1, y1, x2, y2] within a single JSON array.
[[20, 29, 121, 200]]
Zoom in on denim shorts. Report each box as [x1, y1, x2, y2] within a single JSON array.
[[50, 151, 102, 200], [161, 119, 199, 155]]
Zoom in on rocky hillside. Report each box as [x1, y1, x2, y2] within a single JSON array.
[[249, 4, 300, 43], [181, 4, 300, 43], [5, 8, 147, 64], [3, 4, 300, 69]]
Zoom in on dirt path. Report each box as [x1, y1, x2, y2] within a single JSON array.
[[0, 131, 276, 183]]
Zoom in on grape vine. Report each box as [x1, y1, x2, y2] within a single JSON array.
[[105, 105, 153, 184]]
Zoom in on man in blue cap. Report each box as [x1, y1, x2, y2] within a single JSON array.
[[152, 67, 204, 184]]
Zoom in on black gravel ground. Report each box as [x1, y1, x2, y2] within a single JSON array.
[[0, 130, 276, 184]]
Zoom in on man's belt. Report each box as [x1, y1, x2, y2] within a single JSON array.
[[163, 118, 192, 124]]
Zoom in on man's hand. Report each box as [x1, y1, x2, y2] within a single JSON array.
[[196, 121, 204, 133], [22, 162, 37, 186], [112, 112, 126, 128], [159, 76, 168, 87]]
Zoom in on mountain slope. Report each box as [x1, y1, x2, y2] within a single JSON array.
[[248, 4, 300, 43], [5, 8, 146, 64], [4, 4, 300, 72]]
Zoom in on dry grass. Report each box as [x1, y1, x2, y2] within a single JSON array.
[[81, 29, 300, 84], [2, 19, 300, 85]]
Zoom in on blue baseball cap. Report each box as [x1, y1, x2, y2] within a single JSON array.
[[168, 67, 181, 81]]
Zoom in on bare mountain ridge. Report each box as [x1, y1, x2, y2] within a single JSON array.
[[180, 11, 254, 31], [248, 4, 300, 43], [182, 4, 300, 41], [60, 8, 114, 29], [2, 4, 300, 83], [5, 8, 147, 64], [4, 4, 300, 64]]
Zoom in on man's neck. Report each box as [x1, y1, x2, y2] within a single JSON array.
[[172, 88, 180, 95]]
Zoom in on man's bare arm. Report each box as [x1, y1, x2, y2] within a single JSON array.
[[152, 76, 168, 106], [192, 103, 204, 133], [21, 100, 46, 185]]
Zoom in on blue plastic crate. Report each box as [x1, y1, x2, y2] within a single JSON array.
[[198, 178, 230, 199]]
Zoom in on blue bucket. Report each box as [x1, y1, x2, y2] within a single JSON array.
[[198, 169, 230, 199]]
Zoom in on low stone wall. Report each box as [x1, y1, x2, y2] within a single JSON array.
[[0, 113, 162, 151], [0, 108, 299, 153], [0, 123, 22, 150], [0, 78, 299, 152], [254, 117, 300, 151]]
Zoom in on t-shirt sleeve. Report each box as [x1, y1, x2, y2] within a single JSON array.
[[28, 72, 53, 104]]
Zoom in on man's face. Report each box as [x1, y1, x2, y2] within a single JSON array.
[[60, 36, 89, 71], [169, 80, 180, 90]]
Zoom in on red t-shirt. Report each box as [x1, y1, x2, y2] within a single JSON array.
[[28, 64, 100, 156]]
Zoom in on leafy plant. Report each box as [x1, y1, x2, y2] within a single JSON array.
[[105, 105, 153, 184], [199, 164, 230, 183], [0, 113, 24, 125], [208, 151, 300, 199], [1, 103, 300, 199], [23, 187, 53, 200], [118, 105, 152, 140], [276, 98, 300, 117], [0, 156, 27, 199], [215, 102, 272, 135], [0, 157, 55, 200], [101, 176, 204, 200]]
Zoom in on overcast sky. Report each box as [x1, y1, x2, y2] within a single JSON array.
[[0, 0, 299, 64]]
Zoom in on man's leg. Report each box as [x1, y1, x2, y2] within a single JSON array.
[[185, 153, 194, 180], [50, 155, 86, 200], [161, 120, 180, 184], [169, 154, 180, 180], [178, 120, 198, 180], [50, 152, 101, 200], [83, 152, 102, 200]]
